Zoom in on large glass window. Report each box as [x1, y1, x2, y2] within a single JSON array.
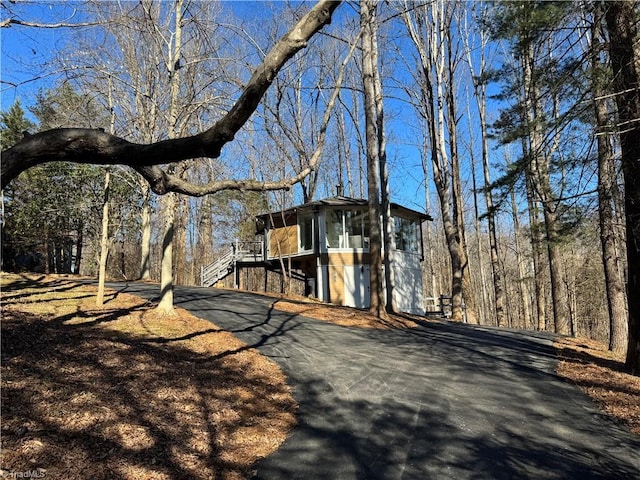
[[325, 209, 369, 250], [362, 212, 370, 249], [326, 210, 344, 248], [299, 213, 313, 251], [345, 210, 364, 248], [394, 216, 420, 253]]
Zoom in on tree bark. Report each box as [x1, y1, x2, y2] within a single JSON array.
[[95, 169, 111, 307], [469, 151, 489, 325], [156, 0, 184, 315], [468, 30, 507, 326], [444, 22, 476, 324], [370, 2, 395, 314], [361, 0, 386, 319], [510, 178, 532, 330], [96, 76, 116, 307], [74, 220, 83, 274], [522, 40, 570, 335], [139, 180, 151, 280], [591, 3, 628, 354], [157, 191, 176, 314], [523, 141, 547, 331], [402, 0, 468, 322], [605, 0, 640, 373]]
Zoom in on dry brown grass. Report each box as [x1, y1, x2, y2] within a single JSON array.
[[0, 273, 296, 480]]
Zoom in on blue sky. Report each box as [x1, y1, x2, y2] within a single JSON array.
[[1, 2, 84, 115], [0, 1, 523, 218]]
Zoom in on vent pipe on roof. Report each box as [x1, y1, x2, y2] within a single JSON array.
[[336, 184, 344, 197]]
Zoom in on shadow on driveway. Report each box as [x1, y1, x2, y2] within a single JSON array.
[[116, 283, 640, 480]]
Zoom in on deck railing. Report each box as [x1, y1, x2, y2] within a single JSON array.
[[200, 241, 264, 287]]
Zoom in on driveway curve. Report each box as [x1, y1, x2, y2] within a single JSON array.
[[112, 283, 640, 479]]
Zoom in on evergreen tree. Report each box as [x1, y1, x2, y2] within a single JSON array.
[[489, 1, 590, 334], [0, 100, 34, 149], [1, 100, 35, 270]]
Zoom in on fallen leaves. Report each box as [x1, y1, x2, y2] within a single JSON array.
[[0, 273, 296, 480], [555, 336, 640, 435]]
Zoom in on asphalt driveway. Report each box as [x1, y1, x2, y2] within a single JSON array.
[[113, 283, 640, 479]]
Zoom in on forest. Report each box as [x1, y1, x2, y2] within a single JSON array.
[[1, 1, 638, 373]]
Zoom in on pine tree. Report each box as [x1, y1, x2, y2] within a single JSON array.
[[489, 1, 587, 335], [0, 100, 34, 149]]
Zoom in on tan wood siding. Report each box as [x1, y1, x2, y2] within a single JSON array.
[[323, 252, 370, 266], [327, 263, 345, 305], [269, 225, 298, 257]]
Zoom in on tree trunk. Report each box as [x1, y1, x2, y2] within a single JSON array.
[[173, 189, 188, 285], [401, 0, 468, 322], [522, 41, 570, 335], [96, 170, 111, 307], [471, 46, 507, 326], [544, 208, 571, 335], [605, 0, 640, 373], [523, 146, 547, 331], [446, 52, 476, 324], [370, 4, 395, 314], [156, 0, 184, 314], [157, 191, 176, 313], [511, 184, 532, 330], [196, 194, 214, 284], [361, 0, 386, 319], [470, 144, 488, 325], [139, 180, 151, 280], [592, 3, 628, 353], [74, 221, 83, 274], [96, 76, 116, 307], [422, 137, 439, 301]]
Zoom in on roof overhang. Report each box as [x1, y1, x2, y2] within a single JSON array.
[[256, 196, 433, 231]]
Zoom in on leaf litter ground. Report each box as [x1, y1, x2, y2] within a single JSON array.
[[0, 274, 296, 480]]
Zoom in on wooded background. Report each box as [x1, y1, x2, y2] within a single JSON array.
[[1, 1, 638, 370]]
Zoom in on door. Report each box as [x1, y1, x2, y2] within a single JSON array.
[[344, 265, 370, 309]]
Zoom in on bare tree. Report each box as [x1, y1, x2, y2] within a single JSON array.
[[463, 4, 506, 327], [361, 0, 388, 318], [401, 0, 474, 322], [2, 0, 343, 311], [95, 76, 117, 307], [2, 1, 343, 194]]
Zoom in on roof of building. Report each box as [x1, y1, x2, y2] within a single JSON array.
[[256, 196, 433, 224]]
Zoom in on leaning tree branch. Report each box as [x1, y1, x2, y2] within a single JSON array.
[[131, 25, 359, 197], [1, 0, 342, 193], [0, 18, 103, 28]]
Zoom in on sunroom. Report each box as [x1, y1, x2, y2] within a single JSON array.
[[254, 196, 430, 314]]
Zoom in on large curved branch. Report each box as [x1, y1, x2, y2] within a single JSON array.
[[132, 23, 359, 198], [1, 0, 342, 191]]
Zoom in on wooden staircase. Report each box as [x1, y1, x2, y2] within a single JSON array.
[[200, 241, 264, 287]]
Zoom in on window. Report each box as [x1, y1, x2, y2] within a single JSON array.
[[394, 216, 420, 253], [325, 209, 369, 250], [299, 213, 314, 251], [345, 210, 364, 248], [326, 210, 344, 248]]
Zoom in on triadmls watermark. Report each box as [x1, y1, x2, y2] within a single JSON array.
[[0, 469, 46, 479]]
